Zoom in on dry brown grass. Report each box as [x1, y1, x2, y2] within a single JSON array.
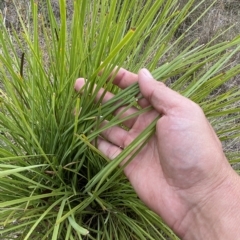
[[2, 0, 239, 70], [1, 1, 239, 39], [1, 0, 239, 57]]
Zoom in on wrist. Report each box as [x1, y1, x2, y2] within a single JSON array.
[[181, 168, 240, 240]]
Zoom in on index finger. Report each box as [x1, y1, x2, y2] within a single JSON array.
[[103, 67, 138, 89], [100, 66, 150, 108]]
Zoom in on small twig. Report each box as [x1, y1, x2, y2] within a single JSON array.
[[20, 52, 25, 78], [54, 28, 59, 41]]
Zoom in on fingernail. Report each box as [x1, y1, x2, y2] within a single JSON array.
[[141, 68, 153, 79], [74, 78, 85, 91]]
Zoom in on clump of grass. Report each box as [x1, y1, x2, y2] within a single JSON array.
[[0, 0, 240, 239]]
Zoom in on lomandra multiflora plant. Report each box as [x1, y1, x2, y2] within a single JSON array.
[[0, 0, 240, 239]]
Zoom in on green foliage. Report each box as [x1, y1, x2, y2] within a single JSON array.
[[0, 0, 240, 239]]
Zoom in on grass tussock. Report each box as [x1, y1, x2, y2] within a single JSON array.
[[0, 0, 240, 239]]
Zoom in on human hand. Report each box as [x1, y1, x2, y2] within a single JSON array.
[[75, 68, 240, 239]]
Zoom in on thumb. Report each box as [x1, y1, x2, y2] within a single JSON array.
[[138, 68, 190, 114]]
